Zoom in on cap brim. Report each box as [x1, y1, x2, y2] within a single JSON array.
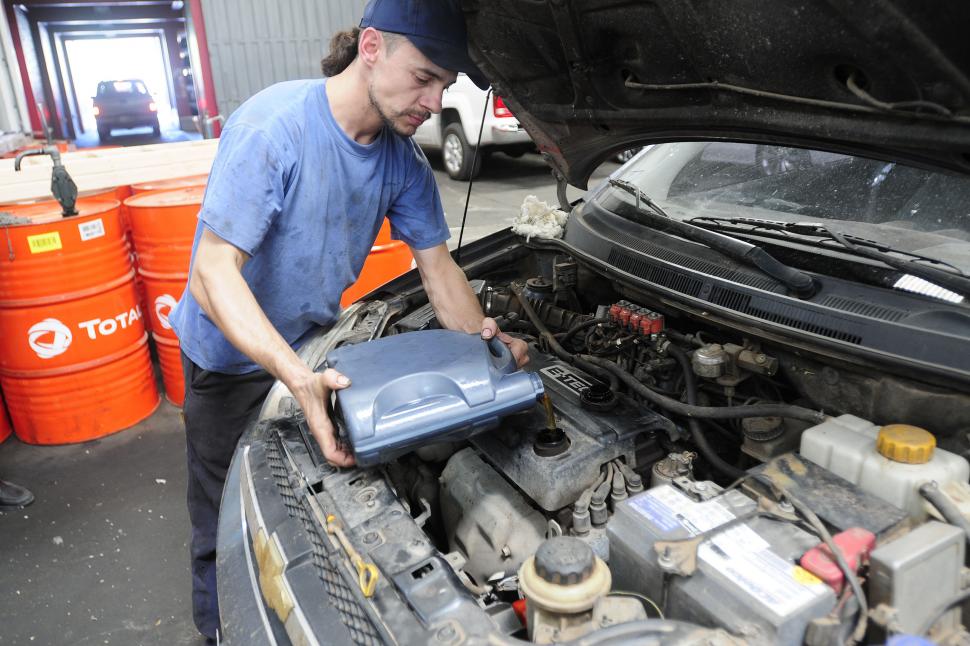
[[407, 34, 490, 90]]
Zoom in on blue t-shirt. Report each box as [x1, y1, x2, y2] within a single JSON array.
[[170, 79, 449, 374]]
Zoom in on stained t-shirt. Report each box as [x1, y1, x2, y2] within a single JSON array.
[[169, 79, 449, 373]]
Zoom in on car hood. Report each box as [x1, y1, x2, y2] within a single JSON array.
[[463, 0, 970, 187]]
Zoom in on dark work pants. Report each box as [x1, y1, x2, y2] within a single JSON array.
[[181, 352, 276, 641]]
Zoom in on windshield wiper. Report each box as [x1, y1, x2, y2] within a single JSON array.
[[686, 216, 970, 299], [607, 179, 817, 298]]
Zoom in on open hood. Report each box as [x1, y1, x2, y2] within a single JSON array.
[[464, 0, 970, 187]]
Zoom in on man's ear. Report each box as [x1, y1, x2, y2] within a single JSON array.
[[358, 27, 382, 68]]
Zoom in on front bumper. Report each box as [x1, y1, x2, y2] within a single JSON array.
[[97, 114, 157, 129], [217, 427, 387, 645]]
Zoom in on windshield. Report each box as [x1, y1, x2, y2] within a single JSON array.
[[98, 80, 149, 96], [609, 142, 970, 272]]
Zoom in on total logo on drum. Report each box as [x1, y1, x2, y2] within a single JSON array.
[[27, 306, 143, 360], [154, 294, 177, 330], [27, 318, 73, 360]]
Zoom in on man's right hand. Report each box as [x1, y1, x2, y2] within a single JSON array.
[[289, 368, 356, 467]]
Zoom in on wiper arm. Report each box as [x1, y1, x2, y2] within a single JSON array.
[[607, 179, 817, 298], [688, 216, 970, 299]]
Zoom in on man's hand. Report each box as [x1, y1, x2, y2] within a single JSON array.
[[289, 368, 356, 467], [481, 317, 530, 367]]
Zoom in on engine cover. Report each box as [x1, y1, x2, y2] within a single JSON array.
[[473, 355, 673, 512]]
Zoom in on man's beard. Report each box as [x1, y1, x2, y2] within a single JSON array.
[[368, 83, 427, 137]]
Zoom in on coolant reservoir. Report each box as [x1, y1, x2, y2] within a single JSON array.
[[800, 415, 969, 520]]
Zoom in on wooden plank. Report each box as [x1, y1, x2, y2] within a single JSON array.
[[0, 140, 219, 202]]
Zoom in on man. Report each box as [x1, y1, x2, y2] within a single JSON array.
[[168, 0, 527, 641]]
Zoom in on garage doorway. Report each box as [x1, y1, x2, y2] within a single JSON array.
[[65, 34, 177, 140], [4, 0, 212, 146]]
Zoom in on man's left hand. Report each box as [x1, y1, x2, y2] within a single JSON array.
[[481, 317, 530, 367]]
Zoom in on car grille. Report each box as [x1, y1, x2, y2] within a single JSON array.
[[264, 435, 383, 646]]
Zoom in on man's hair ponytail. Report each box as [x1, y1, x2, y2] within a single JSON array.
[[321, 27, 360, 77]]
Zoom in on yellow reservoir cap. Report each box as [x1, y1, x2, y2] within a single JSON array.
[[876, 424, 936, 464]]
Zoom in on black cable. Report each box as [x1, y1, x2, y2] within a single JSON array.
[[784, 491, 868, 644], [454, 88, 492, 265], [624, 75, 967, 123], [511, 285, 619, 392], [666, 344, 745, 481], [580, 353, 828, 425], [919, 481, 970, 546], [557, 317, 606, 347], [918, 588, 970, 637], [845, 73, 952, 116]]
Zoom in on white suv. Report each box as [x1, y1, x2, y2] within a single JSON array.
[[413, 73, 534, 180]]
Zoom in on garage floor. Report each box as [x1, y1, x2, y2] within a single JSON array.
[[73, 125, 203, 149], [0, 153, 617, 645], [0, 403, 203, 646]]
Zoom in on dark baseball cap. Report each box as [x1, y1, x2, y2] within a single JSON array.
[[359, 0, 489, 90]]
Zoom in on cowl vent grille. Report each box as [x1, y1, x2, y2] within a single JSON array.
[[609, 248, 703, 297], [709, 286, 863, 344], [815, 296, 906, 322]]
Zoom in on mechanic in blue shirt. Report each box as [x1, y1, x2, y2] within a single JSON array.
[[168, 0, 527, 640]]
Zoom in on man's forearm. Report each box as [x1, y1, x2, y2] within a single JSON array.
[[420, 256, 485, 333]]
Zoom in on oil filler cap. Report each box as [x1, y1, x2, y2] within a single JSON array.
[[534, 537, 594, 585], [876, 424, 936, 464]]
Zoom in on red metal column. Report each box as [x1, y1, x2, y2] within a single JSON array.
[[4, 2, 41, 134], [187, 0, 220, 137]]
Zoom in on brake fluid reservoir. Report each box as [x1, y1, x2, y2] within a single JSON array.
[[800, 415, 969, 520]]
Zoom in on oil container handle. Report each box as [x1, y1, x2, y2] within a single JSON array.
[[485, 335, 513, 371]]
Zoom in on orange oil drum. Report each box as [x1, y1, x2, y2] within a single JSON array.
[[131, 174, 208, 195], [0, 388, 11, 444], [340, 219, 414, 307], [1, 185, 129, 209], [142, 274, 185, 340], [0, 199, 159, 444], [125, 186, 202, 394], [125, 185, 202, 275], [73, 186, 144, 329], [153, 334, 184, 406], [1, 185, 134, 236]]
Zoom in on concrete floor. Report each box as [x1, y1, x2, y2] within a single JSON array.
[[0, 151, 617, 645], [73, 125, 203, 149]]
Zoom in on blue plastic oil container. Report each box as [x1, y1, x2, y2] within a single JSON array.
[[326, 329, 543, 466]]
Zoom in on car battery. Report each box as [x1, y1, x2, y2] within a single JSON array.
[[607, 480, 836, 645], [326, 329, 544, 467]]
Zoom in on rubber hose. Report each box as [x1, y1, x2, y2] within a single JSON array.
[[920, 481, 970, 546], [558, 317, 607, 346], [918, 588, 970, 636], [573, 465, 608, 513], [579, 353, 827, 425], [591, 464, 614, 505], [666, 344, 746, 481], [611, 463, 628, 500], [663, 329, 704, 348], [511, 286, 619, 391]]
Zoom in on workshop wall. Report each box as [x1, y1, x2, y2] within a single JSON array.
[[199, 0, 366, 118]]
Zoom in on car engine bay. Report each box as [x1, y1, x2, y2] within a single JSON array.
[[249, 243, 970, 645]]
